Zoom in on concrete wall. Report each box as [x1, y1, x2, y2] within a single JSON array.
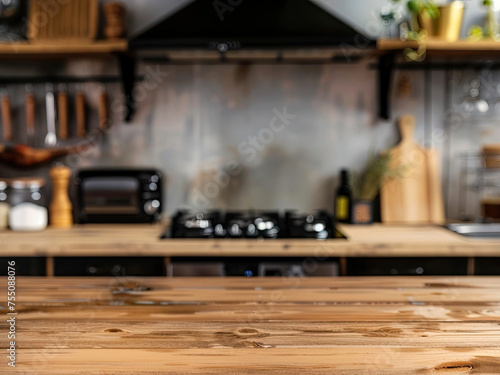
[[1, 0, 500, 219]]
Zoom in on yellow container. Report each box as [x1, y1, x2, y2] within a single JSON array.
[[418, 1, 464, 42], [438, 1, 464, 41]]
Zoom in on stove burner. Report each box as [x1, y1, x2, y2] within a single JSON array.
[[285, 210, 335, 239], [166, 210, 343, 239], [224, 211, 281, 239], [170, 210, 222, 238]]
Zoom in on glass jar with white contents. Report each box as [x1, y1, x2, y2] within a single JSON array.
[[0, 181, 9, 230], [8, 178, 48, 231]]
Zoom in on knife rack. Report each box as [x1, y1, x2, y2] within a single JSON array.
[[0, 78, 132, 146]]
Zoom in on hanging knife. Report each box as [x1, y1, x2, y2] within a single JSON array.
[[75, 85, 86, 138], [58, 83, 68, 140], [1, 89, 12, 141], [25, 84, 36, 145]]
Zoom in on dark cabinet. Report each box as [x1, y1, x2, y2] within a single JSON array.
[[474, 258, 500, 275], [346, 257, 468, 276], [0, 257, 46, 276], [0, 256, 480, 277], [171, 257, 339, 277], [54, 257, 166, 276]]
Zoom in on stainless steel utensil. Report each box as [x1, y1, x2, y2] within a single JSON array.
[[44, 83, 57, 147], [446, 223, 500, 238]]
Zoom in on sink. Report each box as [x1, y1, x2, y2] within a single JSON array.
[[446, 223, 500, 238]]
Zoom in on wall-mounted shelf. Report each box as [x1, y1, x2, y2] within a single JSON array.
[[0, 40, 127, 57], [137, 47, 375, 65], [378, 38, 500, 54], [0, 40, 136, 122], [376, 38, 500, 119]]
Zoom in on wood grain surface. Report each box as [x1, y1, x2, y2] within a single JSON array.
[[1, 94, 12, 141], [0, 40, 126, 57], [75, 91, 86, 137], [381, 115, 430, 223], [0, 224, 498, 257], [378, 37, 500, 53], [425, 148, 446, 224], [1, 276, 500, 373], [57, 91, 68, 139], [27, 0, 98, 42]]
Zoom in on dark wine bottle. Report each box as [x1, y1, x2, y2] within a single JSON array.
[[335, 169, 352, 223]]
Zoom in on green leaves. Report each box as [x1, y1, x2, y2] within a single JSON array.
[[468, 25, 484, 39], [406, 0, 440, 19], [353, 152, 395, 201], [425, 3, 440, 19], [407, 0, 420, 14]]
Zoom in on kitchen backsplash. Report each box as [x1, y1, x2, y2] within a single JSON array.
[[1, 58, 500, 219]]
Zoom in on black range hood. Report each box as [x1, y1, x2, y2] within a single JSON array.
[[129, 0, 375, 53]]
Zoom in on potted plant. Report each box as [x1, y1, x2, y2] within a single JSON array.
[[404, 0, 464, 40], [407, 0, 441, 35], [351, 152, 397, 224], [398, 0, 464, 61]]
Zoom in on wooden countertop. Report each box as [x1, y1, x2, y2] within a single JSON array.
[[3, 276, 500, 373], [0, 224, 498, 257]]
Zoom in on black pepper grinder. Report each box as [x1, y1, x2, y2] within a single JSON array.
[[335, 169, 352, 223]]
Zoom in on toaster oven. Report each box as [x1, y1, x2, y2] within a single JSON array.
[[75, 169, 163, 224]]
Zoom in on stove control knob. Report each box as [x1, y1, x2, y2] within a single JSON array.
[[217, 42, 228, 52], [215, 224, 226, 237], [229, 223, 242, 237], [246, 223, 257, 237], [144, 200, 160, 215]]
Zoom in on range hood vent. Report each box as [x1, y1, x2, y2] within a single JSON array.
[[129, 0, 375, 54]]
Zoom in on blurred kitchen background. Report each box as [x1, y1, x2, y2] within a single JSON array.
[[1, 0, 500, 220]]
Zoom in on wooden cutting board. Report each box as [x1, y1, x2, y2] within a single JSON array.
[[425, 148, 445, 225], [381, 115, 444, 224]]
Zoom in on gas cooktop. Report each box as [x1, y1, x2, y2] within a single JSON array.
[[163, 210, 346, 239]]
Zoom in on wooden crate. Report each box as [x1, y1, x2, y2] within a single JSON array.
[[27, 0, 98, 43]]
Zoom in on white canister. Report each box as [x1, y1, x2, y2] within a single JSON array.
[[0, 180, 8, 229], [8, 178, 48, 231]]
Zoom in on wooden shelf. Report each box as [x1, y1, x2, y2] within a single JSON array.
[[378, 38, 500, 55], [376, 38, 500, 119], [0, 39, 127, 57]]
